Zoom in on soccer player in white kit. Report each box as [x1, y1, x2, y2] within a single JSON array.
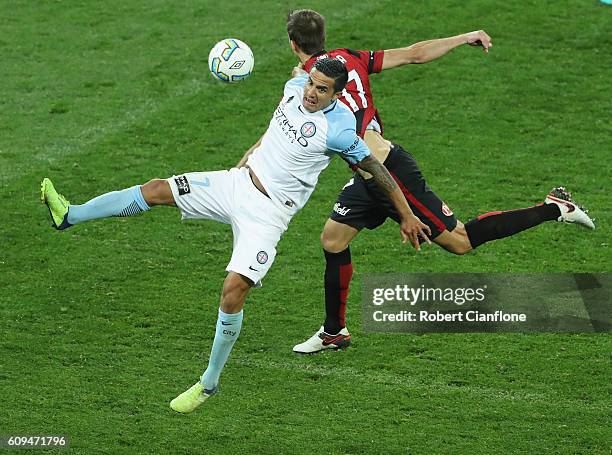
[[41, 58, 431, 413]]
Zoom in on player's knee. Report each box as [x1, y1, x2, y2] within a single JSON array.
[[220, 273, 251, 313], [436, 224, 473, 255], [320, 229, 348, 253], [447, 244, 469, 255], [446, 237, 472, 255], [220, 288, 246, 313], [141, 179, 172, 206]]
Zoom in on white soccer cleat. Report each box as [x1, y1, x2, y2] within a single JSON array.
[[170, 382, 218, 414], [545, 187, 595, 229], [293, 326, 351, 354]]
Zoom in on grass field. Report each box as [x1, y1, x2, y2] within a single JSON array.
[[1, 0, 611, 453]]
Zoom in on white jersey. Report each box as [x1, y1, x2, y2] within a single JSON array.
[[246, 74, 370, 216]]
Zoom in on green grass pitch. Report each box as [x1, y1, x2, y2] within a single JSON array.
[[1, 0, 610, 453]]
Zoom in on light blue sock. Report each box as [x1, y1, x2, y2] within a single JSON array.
[[67, 185, 150, 225], [201, 308, 243, 390]]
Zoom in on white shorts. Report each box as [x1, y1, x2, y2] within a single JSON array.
[[168, 167, 292, 285]]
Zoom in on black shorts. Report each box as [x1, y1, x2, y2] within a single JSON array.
[[329, 144, 457, 239]]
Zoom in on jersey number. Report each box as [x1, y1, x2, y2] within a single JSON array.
[[342, 69, 368, 112]]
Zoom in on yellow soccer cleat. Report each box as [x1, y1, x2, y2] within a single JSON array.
[[170, 382, 218, 414], [40, 178, 72, 230]]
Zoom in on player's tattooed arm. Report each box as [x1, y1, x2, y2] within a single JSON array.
[[236, 134, 264, 168], [356, 155, 432, 250], [355, 155, 398, 195]]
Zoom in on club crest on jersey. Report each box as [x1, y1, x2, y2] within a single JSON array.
[[442, 203, 453, 216], [300, 122, 316, 138], [256, 251, 268, 264], [174, 175, 191, 196]]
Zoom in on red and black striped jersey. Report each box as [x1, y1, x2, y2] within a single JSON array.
[[303, 48, 385, 138]]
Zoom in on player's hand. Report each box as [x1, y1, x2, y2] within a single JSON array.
[[465, 30, 492, 53], [292, 63, 307, 78], [400, 214, 432, 251]]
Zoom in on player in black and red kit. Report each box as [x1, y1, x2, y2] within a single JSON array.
[[304, 48, 384, 138], [286, 10, 595, 353]]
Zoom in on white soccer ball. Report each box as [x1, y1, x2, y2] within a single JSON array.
[[208, 38, 254, 83]]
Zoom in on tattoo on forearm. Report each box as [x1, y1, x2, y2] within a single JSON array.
[[358, 155, 398, 195]]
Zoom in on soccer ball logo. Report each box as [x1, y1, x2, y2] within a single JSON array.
[[208, 38, 254, 83]]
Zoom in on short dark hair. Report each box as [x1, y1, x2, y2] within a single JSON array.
[[286, 9, 326, 55], [314, 58, 348, 93]]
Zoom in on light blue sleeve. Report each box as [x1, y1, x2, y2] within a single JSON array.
[[325, 106, 371, 165], [284, 74, 307, 95]]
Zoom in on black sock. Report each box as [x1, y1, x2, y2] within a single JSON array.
[[323, 248, 353, 335], [465, 203, 561, 249]]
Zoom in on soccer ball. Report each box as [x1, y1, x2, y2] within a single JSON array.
[[208, 38, 254, 83]]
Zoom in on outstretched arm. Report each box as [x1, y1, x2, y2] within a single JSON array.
[[356, 154, 431, 250], [382, 30, 492, 70]]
